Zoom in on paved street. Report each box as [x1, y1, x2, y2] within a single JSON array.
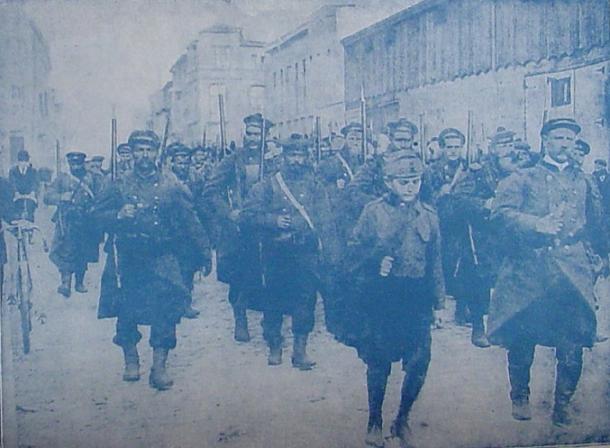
[[2, 208, 610, 448]]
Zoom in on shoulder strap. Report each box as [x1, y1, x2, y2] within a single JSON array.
[[335, 153, 354, 181], [274, 172, 315, 231]]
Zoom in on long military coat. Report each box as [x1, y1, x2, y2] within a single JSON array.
[[488, 160, 606, 348]]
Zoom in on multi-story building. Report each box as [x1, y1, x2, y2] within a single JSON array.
[[150, 25, 265, 148], [0, 4, 64, 174], [342, 0, 610, 168]]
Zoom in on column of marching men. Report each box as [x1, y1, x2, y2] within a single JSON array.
[[0, 112, 609, 448]]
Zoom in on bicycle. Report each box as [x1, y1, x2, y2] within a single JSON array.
[[6, 219, 42, 354]]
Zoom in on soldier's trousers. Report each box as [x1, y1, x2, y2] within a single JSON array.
[[113, 317, 177, 350], [507, 341, 583, 405], [261, 287, 317, 346]]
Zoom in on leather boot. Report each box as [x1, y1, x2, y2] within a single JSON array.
[[122, 345, 140, 382], [233, 307, 250, 342], [391, 418, 414, 448], [292, 334, 316, 370], [57, 272, 71, 298], [184, 305, 200, 319], [365, 423, 384, 447], [268, 340, 282, 366], [74, 271, 88, 293], [511, 398, 532, 421], [149, 348, 173, 390], [471, 318, 490, 348]]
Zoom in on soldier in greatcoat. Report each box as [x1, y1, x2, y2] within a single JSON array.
[[240, 134, 339, 369], [45, 152, 100, 297], [92, 130, 211, 390], [340, 156, 444, 447], [488, 118, 608, 426]]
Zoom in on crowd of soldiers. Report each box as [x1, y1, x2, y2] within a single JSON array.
[[0, 112, 608, 448]]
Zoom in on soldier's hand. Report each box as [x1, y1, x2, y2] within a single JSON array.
[[336, 179, 346, 190], [60, 192, 73, 202], [535, 214, 562, 235], [379, 256, 394, 277], [277, 214, 292, 229], [117, 203, 137, 220], [439, 184, 452, 197], [228, 209, 241, 222], [201, 259, 212, 277]]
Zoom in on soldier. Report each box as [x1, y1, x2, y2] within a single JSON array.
[[240, 133, 338, 369], [488, 118, 607, 426], [592, 158, 609, 197], [340, 156, 444, 447], [89, 155, 107, 177], [167, 142, 206, 319], [92, 130, 211, 390], [117, 143, 134, 178], [347, 118, 419, 218], [204, 113, 273, 342], [45, 152, 99, 297], [318, 122, 361, 193], [9, 149, 39, 223]]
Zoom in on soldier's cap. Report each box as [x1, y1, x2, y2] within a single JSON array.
[[540, 118, 581, 136], [387, 118, 418, 136], [128, 130, 160, 149], [575, 139, 590, 155], [117, 143, 132, 154], [91, 155, 104, 162], [439, 128, 466, 146], [166, 142, 192, 158], [66, 152, 86, 163], [490, 127, 516, 145], [340, 122, 363, 136], [281, 133, 310, 155], [243, 113, 274, 131], [513, 140, 531, 152], [384, 155, 424, 179], [594, 159, 607, 166], [17, 149, 30, 161]]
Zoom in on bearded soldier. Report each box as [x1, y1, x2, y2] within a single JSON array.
[[204, 113, 273, 342], [92, 130, 211, 390], [241, 134, 338, 369], [488, 118, 608, 426], [45, 152, 100, 297]]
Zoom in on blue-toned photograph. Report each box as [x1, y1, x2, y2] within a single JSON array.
[[1, 1, 610, 447]]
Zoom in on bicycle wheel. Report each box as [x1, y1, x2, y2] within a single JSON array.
[[16, 264, 31, 354]]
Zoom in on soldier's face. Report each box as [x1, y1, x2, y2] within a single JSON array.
[[244, 126, 263, 151], [132, 144, 159, 172], [284, 152, 308, 168], [192, 152, 206, 168], [119, 152, 133, 164], [388, 176, 421, 203], [18, 161, 28, 170], [569, 148, 586, 168], [391, 130, 414, 151], [345, 131, 362, 153], [544, 128, 576, 163], [442, 137, 463, 161], [595, 162, 606, 172], [172, 155, 190, 178], [91, 161, 103, 172], [69, 161, 85, 175]]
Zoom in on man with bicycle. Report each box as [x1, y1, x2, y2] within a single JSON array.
[[0, 176, 15, 301], [9, 150, 39, 224]]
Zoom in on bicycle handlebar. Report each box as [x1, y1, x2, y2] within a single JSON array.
[[6, 220, 41, 233]]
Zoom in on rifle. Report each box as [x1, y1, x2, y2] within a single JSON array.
[[258, 113, 267, 181], [360, 83, 368, 164], [419, 113, 426, 164], [160, 112, 170, 169], [314, 116, 321, 166], [110, 118, 121, 288], [55, 140, 61, 180], [218, 94, 227, 158]]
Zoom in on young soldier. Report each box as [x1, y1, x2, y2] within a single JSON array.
[[92, 130, 211, 390], [343, 156, 444, 447], [488, 118, 607, 426], [45, 152, 99, 297], [117, 143, 134, 178], [241, 133, 338, 369]]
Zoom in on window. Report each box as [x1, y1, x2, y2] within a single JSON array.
[[550, 77, 571, 107]]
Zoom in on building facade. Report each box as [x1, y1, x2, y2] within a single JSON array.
[[342, 0, 610, 168], [150, 25, 265, 148], [0, 4, 64, 174]]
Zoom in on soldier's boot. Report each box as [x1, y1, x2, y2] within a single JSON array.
[[74, 271, 88, 293], [552, 350, 582, 428], [121, 345, 140, 382], [511, 398, 532, 421], [149, 348, 173, 391], [267, 339, 282, 366], [233, 307, 250, 343], [471, 317, 490, 348], [184, 300, 200, 319], [454, 299, 469, 327], [366, 364, 388, 448], [291, 334, 316, 371], [57, 272, 72, 298]]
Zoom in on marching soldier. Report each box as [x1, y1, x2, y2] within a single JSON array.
[[204, 113, 273, 342], [92, 130, 211, 390], [488, 118, 608, 426], [347, 118, 419, 218], [117, 143, 134, 178], [167, 142, 207, 319], [45, 152, 99, 297], [9, 149, 39, 223], [240, 133, 338, 369], [341, 156, 444, 447], [592, 158, 609, 198], [190, 146, 214, 184]]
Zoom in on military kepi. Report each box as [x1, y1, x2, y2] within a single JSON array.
[[166, 142, 192, 158], [128, 130, 160, 149], [244, 113, 273, 131], [387, 118, 418, 136], [341, 122, 363, 136], [281, 133, 309, 155], [540, 118, 581, 136], [66, 152, 86, 163], [384, 156, 424, 179]]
